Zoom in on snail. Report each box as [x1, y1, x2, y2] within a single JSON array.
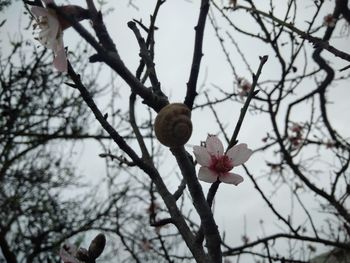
[[154, 103, 192, 147]]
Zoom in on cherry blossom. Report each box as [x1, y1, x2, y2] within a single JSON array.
[[323, 14, 336, 28], [290, 122, 303, 133], [289, 122, 303, 147], [193, 135, 253, 185], [237, 77, 252, 99], [31, 0, 67, 72]]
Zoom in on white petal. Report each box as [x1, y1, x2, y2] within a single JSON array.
[[53, 34, 64, 53], [36, 16, 61, 50], [219, 172, 244, 185], [193, 146, 211, 166], [39, 28, 55, 48], [198, 167, 218, 183], [53, 48, 67, 72], [31, 6, 49, 17], [46, 14, 60, 41], [38, 28, 49, 40], [226, 143, 253, 166], [206, 135, 224, 156]]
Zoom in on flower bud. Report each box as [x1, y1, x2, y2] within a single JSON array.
[[76, 248, 89, 262], [88, 233, 106, 259]]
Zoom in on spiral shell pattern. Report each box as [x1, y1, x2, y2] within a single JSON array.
[[154, 103, 192, 147]]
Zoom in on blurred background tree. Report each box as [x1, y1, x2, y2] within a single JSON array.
[[0, 13, 118, 262], [1, 0, 350, 262]]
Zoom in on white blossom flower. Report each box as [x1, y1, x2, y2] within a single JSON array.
[[31, 0, 67, 72], [193, 135, 253, 185]]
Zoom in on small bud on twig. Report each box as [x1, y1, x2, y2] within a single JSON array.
[[76, 248, 89, 262], [88, 233, 106, 260]]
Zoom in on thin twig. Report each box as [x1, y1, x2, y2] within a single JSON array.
[[184, 0, 210, 110], [228, 55, 268, 149]]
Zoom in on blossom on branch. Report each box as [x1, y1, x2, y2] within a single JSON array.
[[323, 14, 336, 28], [237, 77, 252, 99], [193, 135, 253, 185], [289, 122, 304, 147], [290, 122, 303, 133], [31, 0, 67, 72], [31, 1, 89, 72]]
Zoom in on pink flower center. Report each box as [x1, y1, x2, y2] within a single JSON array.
[[324, 15, 333, 23], [210, 155, 233, 174], [241, 83, 251, 92]]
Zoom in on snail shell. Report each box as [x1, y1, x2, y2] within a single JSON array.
[[154, 103, 192, 147]]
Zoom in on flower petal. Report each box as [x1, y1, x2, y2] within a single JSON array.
[[53, 48, 67, 72], [206, 135, 224, 156], [46, 14, 60, 42], [31, 6, 49, 17], [219, 172, 244, 185], [53, 34, 64, 53], [35, 13, 60, 50], [198, 167, 218, 183], [193, 146, 211, 166], [226, 143, 253, 166]]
